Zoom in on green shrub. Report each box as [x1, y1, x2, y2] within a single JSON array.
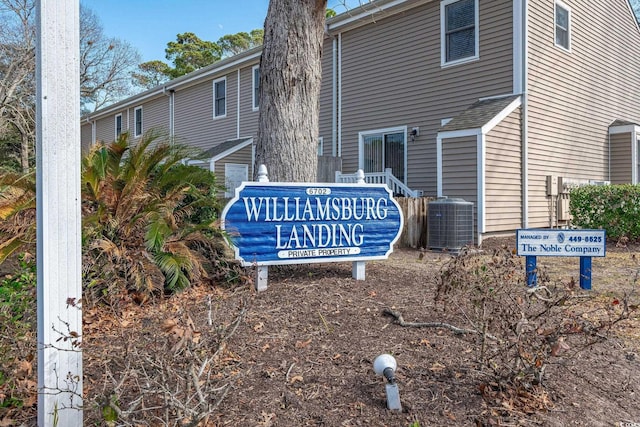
[[0, 253, 36, 328], [1, 131, 236, 305], [0, 253, 36, 411], [570, 184, 640, 239], [81, 131, 228, 302]]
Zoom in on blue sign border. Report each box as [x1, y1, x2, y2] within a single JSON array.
[[221, 182, 404, 266]]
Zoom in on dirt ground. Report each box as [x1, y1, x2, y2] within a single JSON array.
[[4, 237, 640, 426]]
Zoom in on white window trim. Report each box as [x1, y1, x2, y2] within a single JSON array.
[[440, 0, 480, 68], [213, 77, 227, 119], [554, 0, 571, 52], [357, 125, 408, 185], [252, 65, 260, 112], [115, 113, 122, 139], [134, 106, 143, 138]]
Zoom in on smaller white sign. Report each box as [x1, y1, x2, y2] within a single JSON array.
[[516, 229, 606, 257]]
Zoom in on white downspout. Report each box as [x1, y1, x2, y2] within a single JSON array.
[[170, 90, 175, 138], [517, 0, 529, 228], [478, 133, 486, 245], [436, 135, 443, 196], [163, 86, 175, 140], [237, 69, 241, 138], [633, 130, 638, 184], [337, 32, 342, 159], [332, 37, 337, 157], [607, 132, 611, 183]]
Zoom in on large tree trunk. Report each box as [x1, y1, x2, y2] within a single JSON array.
[[255, 0, 327, 182]]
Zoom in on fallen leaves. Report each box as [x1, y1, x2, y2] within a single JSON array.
[[429, 361, 446, 372], [289, 375, 304, 384], [295, 338, 312, 349], [163, 314, 201, 352]]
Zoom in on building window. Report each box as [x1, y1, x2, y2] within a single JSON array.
[[317, 137, 323, 156], [213, 77, 226, 118], [252, 66, 260, 111], [134, 107, 142, 137], [555, 1, 571, 51], [441, 0, 479, 66], [358, 126, 407, 183], [115, 114, 122, 139]]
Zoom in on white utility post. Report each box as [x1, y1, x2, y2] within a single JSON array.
[[255, 165, 269, 291], [36, 1, 83, 425], [352, 169, 366, 280]]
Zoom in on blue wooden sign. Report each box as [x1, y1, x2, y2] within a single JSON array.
[[221, 182, 404, 266]]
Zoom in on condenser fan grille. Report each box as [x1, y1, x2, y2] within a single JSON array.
[[428, 198, 474, 252]]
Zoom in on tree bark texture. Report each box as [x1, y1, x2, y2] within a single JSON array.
[[255, 0, 327, 182]]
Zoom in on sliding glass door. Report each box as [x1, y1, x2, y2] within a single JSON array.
[[361, 128, 406, 183]]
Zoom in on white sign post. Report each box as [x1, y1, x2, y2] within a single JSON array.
[[36, 1, 83, 425]]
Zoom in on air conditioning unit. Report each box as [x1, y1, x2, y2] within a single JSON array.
[[428, 198, 474, 252]]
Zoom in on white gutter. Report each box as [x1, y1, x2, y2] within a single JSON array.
[[165, 50, 261, 92], [327, 0, 431, 33]]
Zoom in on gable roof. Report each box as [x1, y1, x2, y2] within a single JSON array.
[[440, 95, 521, 133], [202, 137, 253, 161], [610, 119, 639, 127]]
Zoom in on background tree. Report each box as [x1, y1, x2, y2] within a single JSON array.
[[0, 0, 139, 172], [131, 60, 172, 89], [165, 32, 222, 78], [134, 29, 264, 89], [80, 6, 141, 112], [218, 29, 264, 57], [255, 0, 327, 182], [0, 0, 35, 172]]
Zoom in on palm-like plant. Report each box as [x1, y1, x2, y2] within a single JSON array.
[[82, 131, 226, 301], [0, 170, 36, 264], [1, 131, 228, 303]]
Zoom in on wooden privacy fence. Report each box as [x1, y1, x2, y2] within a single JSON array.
[[395, 197, 433, 248]]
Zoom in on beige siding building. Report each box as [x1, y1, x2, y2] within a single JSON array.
[[81, 0, 640, 243]]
